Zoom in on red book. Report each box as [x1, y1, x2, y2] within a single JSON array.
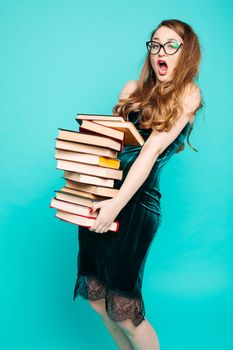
[[54, 209, 120, 233]]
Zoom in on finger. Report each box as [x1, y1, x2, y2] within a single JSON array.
[[99, 224, 111, 234], [89, 221, 97, 231], [93, 219, 102, 232], [95, 225, 104, 233], [95, 222, 107, 233], [92, 211, 106, 231], [90, 206, 98, 214], [99, 226, 107, 234], [89, 215, 101, 231], [102, 224, 110, 233], [91, 201, 103, 213]]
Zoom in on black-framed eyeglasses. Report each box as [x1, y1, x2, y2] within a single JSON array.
[[146, 40, 183, 55]]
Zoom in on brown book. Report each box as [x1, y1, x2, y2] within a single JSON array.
[[78, 129, 125, 152], [55, 209, 120, 232], [56, 159, 123, 180], [55, 190, 104, 207], [55, 139, 118, 158], [50, 197, 98, 217], [65, 179, 119, 198], [93, 120, 145, 146], [76, 113, 125, 123], [79, 120, 124, 143], [59, 186, 107, 200], [57, 128, 122, 151], [63, 171, 114, 188], [55, 149, 120, 169]]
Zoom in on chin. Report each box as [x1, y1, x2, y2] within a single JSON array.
[[157, 76, 170, 83], [156, 72, 173, 84]]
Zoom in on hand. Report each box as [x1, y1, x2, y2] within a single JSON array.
[[88, 198, 121, 234], [182, 83, 202, 116]]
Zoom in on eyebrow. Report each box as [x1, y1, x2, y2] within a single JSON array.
[[152, 37, 179, 41]]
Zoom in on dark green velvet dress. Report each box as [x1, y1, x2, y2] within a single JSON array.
[[73, 111, 192, 326]]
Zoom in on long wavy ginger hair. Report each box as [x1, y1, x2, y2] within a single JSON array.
[[112, 19, 203, 152]]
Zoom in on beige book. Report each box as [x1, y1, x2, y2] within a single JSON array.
[[60, 186, 106, 200], [65, 179, 119, 198], [55, 139, 118, 158], [79, 120, 124, 142], [55, 149, 120, 169], [56, 159, 123, 180], [63, 171, 114, 188], [50, 198, 98, 217], [57, 128, 122, 151], [76, 113, 125, 123], [93, 120, 145, 146], [55, 190, 103, 207]]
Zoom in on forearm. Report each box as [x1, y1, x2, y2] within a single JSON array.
[[113, 148, 159, 211]]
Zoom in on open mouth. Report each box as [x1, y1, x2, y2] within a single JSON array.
[[157, 60, 168, 75]]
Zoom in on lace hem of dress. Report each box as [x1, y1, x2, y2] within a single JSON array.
[[73, 274, 145, 327]]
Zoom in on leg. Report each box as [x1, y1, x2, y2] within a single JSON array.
[[89, 298, 134, 350], [116, 318, 160, 350]]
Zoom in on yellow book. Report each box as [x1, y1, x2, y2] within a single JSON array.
[[55, 149, 120, 169], [99, 156, 120, 168]]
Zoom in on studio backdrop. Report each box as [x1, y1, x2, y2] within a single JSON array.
[[0, 1, 232, 349]]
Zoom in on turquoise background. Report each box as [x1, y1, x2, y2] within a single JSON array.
[[1, 0, 232, 349]]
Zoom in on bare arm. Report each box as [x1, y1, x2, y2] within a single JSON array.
[[118, 80, 139, 101], [113, 111, 193, 211]]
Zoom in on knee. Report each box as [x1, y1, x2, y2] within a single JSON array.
[[88, 299, 108, 318], [115, 319, 136, 337]]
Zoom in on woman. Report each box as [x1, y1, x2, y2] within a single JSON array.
[[73, 19, 203, 350]]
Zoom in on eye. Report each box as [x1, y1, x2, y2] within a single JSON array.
[[169, 42, 179, 49], [151, 42, 160, 49]]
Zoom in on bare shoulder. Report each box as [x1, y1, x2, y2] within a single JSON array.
[[185, 82, 201, 102], [118, 80, 139, 100], [185, 81, 200, 93], [182, 82, 202, 124]]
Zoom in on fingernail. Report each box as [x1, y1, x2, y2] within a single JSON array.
[[89, 208, 94, 213]]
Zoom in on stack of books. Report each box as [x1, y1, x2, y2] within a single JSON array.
[[50, 113, 145, 232]]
